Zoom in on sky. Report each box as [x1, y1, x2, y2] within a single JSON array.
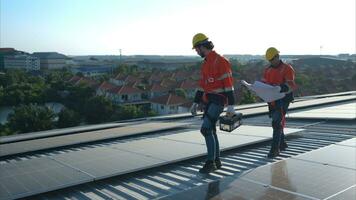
[[0, 0, 355, 56]]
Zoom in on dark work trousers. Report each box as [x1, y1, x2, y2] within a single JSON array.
[[270, 100, 290, 150], [201, 102, 224, 161]]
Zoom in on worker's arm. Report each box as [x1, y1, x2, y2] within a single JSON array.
[[193, 89, 204, 103], [280, 65, 297, 93], [219, 59, 235, 105]]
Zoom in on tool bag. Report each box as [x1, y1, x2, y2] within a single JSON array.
[[218, 112, 243, 132]]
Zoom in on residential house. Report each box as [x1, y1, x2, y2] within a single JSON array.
[[146, 83, 170, 98], [160, 78, 178, 90], [150, 94, 191, 115], [96, 81, 117, 96], [178, 79, 199, 99], [171, 71, 191, 81], [68, 76, 99, 89], [107, 85, 145, 104], [110, 74, 142, 86], [147, 72, 167, 85]]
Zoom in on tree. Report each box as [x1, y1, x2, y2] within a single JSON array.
[[175, 88, 187, 98], [57, 108, 81, 128], [0, 124, 13, 136], [240, 88, 257, 104], [84, 96, 114, 124], [112, 105, 145, 121], [3, 83, 47, 106], [7, 104, 55, 134], [0, 86, 4, 106], [0, 69, 27, 87], [64, 85, 95, 114]]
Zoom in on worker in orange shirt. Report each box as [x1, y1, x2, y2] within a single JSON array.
[[262, 47, 297, 158], [190, 33, 236, 173]]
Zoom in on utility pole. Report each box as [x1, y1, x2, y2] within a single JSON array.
[[119, 49, 122, 65]]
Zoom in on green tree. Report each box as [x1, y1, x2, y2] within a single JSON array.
[[3, 83, 47, 106], [352, 73, 356, 82], [0, 86, 4, 106], [64, 85, 95, 114], [0, 124, 13, 136], [84, 96, 114, 124], [112, 105, 145, 120], [240, 88, 257, 104], [7, 104, 55, 134], [45, 70, 72, 85], [0, 69, 27, 87], [175, 88, 187, 98], [57, 108, 81, 128]]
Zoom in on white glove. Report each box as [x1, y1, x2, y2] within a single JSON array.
[[226, 105, 236, 117], [190, 102, 198, 116], [274, 85, 281, 92]]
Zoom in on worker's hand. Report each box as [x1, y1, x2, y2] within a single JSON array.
[[279, 83, 289, 93], [226, 105, 236, 117], [190, 102, 198, 116]]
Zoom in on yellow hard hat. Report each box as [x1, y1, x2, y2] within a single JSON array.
[[192, 33, 208, 49], [265, 47, 280, 60]]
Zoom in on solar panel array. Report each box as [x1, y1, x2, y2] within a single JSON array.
[[0, 125, 303, 199], [0, 121, 189, 157], [164, 137, 356, 200]]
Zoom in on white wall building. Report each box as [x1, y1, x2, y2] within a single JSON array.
[[150, 94, 190, 115]]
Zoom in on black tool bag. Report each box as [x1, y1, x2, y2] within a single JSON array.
[[218, 112, 243, 132]]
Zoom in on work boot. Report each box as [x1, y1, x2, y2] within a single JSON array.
[[215, 158, 222, 169], [199, 160, 217, 174], [279, 141, 288, 151], [267, 148, 280, 158]]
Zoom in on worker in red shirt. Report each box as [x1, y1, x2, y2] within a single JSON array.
[[262, 47, 297, 158], [190, 33, 236, 173]]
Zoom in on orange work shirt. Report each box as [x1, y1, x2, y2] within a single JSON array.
[[199, 51, 234, 93], [263, 61, 297, 90]]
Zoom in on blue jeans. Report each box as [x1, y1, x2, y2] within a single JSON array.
[[201, 103, 224, 161], [270, 100, 290, 150]]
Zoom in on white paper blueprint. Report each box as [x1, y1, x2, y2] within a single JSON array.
[[241, 80, 285, 102]]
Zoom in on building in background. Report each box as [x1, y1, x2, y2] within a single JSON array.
[[4, 54, 40, 71], [150, 94, 190, 115], [32, 52, 67, 69], [0, 48, 20, 70], [71, 66, 112, 77]]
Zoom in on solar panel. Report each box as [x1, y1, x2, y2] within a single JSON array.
[[326, 185, 356, 200], [336, 137, 356, 147], [220, 125, 302, 138], [293, 144, 356, 170], [109, 137, 207, 162], [241, 159, 356, 200], [0, 121, 189, 157], [161, 176, 309, 200], [0, 125, 304, 199], [157, 126, 302, 150], [51, 147, 165, 180], [287, 101, 356, 120], [0, 157, 92, 200]]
